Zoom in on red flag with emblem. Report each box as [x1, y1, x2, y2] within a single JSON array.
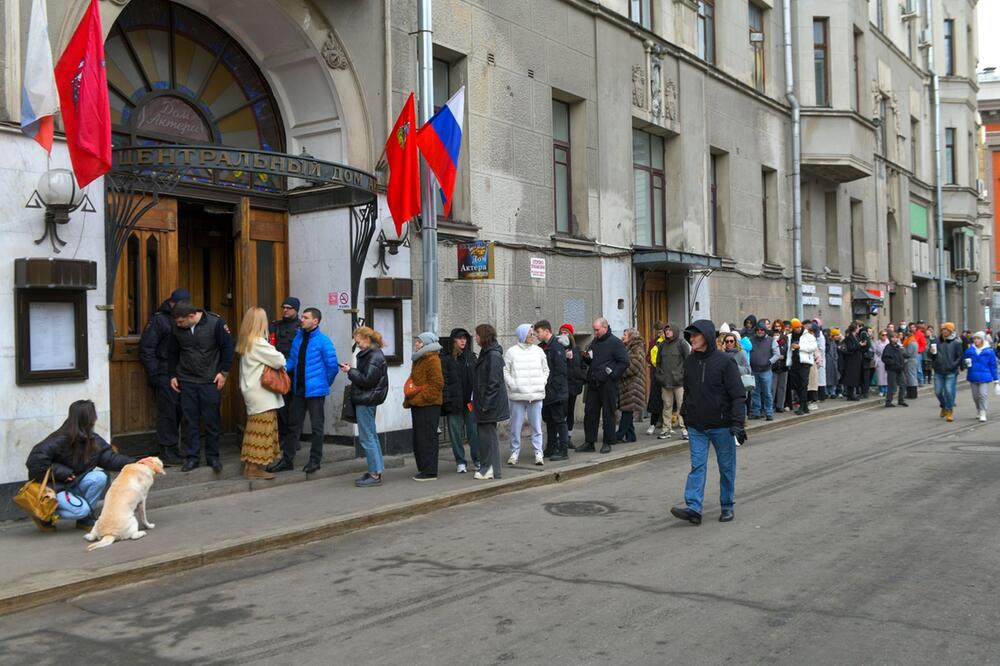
[[54, 0, 111, 187], [384, 93, 421, 235]]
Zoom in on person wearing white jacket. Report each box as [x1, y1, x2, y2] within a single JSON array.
[[504, 324, 549, 466], [785, 318, 817, 415], [236, 307, 287, 480]]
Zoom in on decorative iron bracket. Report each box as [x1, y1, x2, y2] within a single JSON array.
[[349, 200, 379, 333]]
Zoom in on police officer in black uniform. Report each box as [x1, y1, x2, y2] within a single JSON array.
[[268, 296, 301, 443], [167, 301, 235, 473], [139, 288, 189, 465]]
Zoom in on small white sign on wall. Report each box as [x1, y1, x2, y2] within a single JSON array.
[[530, 257, 546, 279], [802, 284, 816, 295], [329, 291, 351, 310], [828, 285, 843, 296], [829, 297, 843, 306], [803, 296, 820, 306]]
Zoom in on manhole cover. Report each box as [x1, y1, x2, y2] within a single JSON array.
[[953, 444, 1000, 453], [543, 501, 619, 517]]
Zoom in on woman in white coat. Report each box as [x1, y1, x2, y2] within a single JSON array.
[[504, 324, 549, 466], [236, 307, 287, 480]]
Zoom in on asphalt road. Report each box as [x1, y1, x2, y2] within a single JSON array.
[[3, 400, 1000, 665]]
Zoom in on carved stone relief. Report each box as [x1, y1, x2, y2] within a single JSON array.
[[632, 65, 646, 109], [322, 31, 349, 70], [650, 57, 663, 119]]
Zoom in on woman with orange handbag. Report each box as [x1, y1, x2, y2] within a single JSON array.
[[404, 332, 444, 481], [237, 307, 287, 480]]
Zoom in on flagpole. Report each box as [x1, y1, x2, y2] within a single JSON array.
[[417, 0, 438, 335]]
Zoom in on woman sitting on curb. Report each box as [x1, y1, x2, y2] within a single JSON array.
[[25, 400, 133, 532]]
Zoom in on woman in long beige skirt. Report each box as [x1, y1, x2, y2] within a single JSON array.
[[236, 307, 287, 479]]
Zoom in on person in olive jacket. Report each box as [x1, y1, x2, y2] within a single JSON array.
[[341, 326, 389, 487], [473, 323, 510, 480], [535, 320, 570, 461], [441, 327, 479, 473], [404, 332, 445, 481], [25, 400, 133, 531]]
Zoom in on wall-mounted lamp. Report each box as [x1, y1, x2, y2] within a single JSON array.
[[25, 168, 95, 253], [375, 216, 410, 271]]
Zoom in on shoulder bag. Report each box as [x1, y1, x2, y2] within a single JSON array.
[[341, 384, 357, 423], [261, 365, 291, 394], [13, 466, 59, 525]]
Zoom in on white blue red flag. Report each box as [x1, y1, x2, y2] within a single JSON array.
[[20, 0, 59, 152], [416, 86, 465, 216]]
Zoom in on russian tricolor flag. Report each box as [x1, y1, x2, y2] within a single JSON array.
[[20, 0, 58, 152], [417, 87, 465, 216]]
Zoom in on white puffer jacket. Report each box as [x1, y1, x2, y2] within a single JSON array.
[[503, 343, 549, 402]]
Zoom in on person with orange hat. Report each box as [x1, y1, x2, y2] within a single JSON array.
[[930, 322, 963, 421]]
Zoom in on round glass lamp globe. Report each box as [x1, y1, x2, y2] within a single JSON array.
[[37, 168, 85, 208]]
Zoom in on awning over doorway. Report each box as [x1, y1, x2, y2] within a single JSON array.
[[632, 248, 722, 271]]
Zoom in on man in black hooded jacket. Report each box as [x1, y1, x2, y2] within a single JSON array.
[[138, 288, 189, 465], [670, 319, 747, 525], [442, 327, 479, 472]]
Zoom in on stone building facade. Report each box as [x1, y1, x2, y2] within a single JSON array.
[[0, 0, 987, 511]]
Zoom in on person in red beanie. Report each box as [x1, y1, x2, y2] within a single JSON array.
[[558, 324, 585, 448]]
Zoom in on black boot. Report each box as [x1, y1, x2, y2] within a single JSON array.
[[160, 446, 184, 466], [549, 440, 569, 462]]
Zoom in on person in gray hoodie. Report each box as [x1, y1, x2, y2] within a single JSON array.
[[748, 321, 781, 420], [653, 323, 689, 439]]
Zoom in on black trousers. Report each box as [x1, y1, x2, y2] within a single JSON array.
[[886, 370, 905, 404], [276, 391, 292, 441], [789, 363, 810, 410], [411, 405, 441, 475], [153, 375, 182, 449], [566, 392, 580, 432], [583, 382, 618, 446], [542, 401, 570, 450], [861, 365, 873, 397], [477, 422, 501, 478], [284, 395, 326, 465], [179, 381, 222, 463]]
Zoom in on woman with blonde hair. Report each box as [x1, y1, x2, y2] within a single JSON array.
[[339, 326, 389, 487], [236, 307, 287, 480]]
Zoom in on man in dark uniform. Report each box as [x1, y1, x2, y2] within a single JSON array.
[[268, 296, 301, 443], [168, 301, 235, 473], [138, 288, 189, 466]]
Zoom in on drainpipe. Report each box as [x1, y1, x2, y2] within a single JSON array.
[[417, 0, 438, 335], [782, 0, 803, 316], [927, 0, 948, 322]]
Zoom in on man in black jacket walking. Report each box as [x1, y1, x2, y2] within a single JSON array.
[[670, 320, 747, 525], [535, 320, 570, 461], [580, 317, 629, 454], [268, 296, 301, 443], [441, 327, 479, 473], [168, 301, 235, 473], [138, 288, 189, 465], [881, 332, 908, 407]]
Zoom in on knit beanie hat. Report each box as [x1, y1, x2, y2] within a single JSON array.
[[719, 322, 731, 334], [559, 323, 575, 336], [941, 322, 956, 334], [790, 318, 802, 329], [516, 324, 532, 343], [417, 331, 438, 345], [974, 330, 986, 340], [831, 327, 841, 336]]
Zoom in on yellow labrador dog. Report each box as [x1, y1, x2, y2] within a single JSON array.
[[84, 456, 165, 551]]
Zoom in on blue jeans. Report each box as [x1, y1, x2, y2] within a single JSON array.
[[355, 404, 384, 475], [684, 427, 736, 515], [751, 370, 773, 417], [55, 470, 107, 520], [448, 410, 479, 466], [917, 353, 925, 384], [934, 372, 958, 410]]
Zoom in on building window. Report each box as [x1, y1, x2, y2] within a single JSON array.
[[850, 199, 863, 275], [853, 29, 862, 112], [945, 127, 956, 184], [697, 1, 716, 65], [875, 0, 884, 31], [761, 168, 776, 263], [878, 97, 888, 157], [969, 131, 975, 188], [630, 0, 651, 30], [709, 152, 727, 256], [749, 3, 766, 93], [943, 19, 955, 76], [825, 191, 839, 274], [433, 58, 450, 111], [633, 130, 665, 247], [910, 117, 919, 173], [553, 100, 572, 234], [813, 19, 830, 107]]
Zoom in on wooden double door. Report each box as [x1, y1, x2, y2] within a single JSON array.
[[110, 195, 289, 444]]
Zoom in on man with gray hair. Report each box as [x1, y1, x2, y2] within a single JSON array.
[[580, 317, 629, 454]]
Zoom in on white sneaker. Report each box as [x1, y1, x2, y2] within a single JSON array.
[[457, 463, 467, 474], [681, 429, 689, 440], [534, 452, 544, 466], [657, 430, 672, 440], [473, 466, 494, 480], [809, 402, 818, 411], [645, 425, 657, 435], [507, 453, 519, 466], [979, 411, 987, 422]]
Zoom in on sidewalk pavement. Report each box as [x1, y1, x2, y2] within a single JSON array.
[[0, 392, 902, 615]]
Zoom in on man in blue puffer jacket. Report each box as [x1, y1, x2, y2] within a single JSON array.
[[269, 307, 339, 474]]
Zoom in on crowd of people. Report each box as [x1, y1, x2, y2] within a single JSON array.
[[21, 289, 999, 530]]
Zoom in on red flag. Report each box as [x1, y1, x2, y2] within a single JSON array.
[[385, 93, 421, 235], [54, 0, 111, 187]]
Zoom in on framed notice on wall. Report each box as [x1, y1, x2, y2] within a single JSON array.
[[15, 289, 89, 384], [365, 298, 404, 365]]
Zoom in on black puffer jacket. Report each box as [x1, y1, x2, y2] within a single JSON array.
[[882, 341, 904, 374], [138, 299, 174, 382], [474, 342, 509, 424], [348, 346, 389, 406], [540, 337, 569, 405], [565, 340, 585, 396], [680, 320, 747, 430], [268, 316, 301, 357], [441, 328, 477, 415], [26, 434, 133, 488]]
